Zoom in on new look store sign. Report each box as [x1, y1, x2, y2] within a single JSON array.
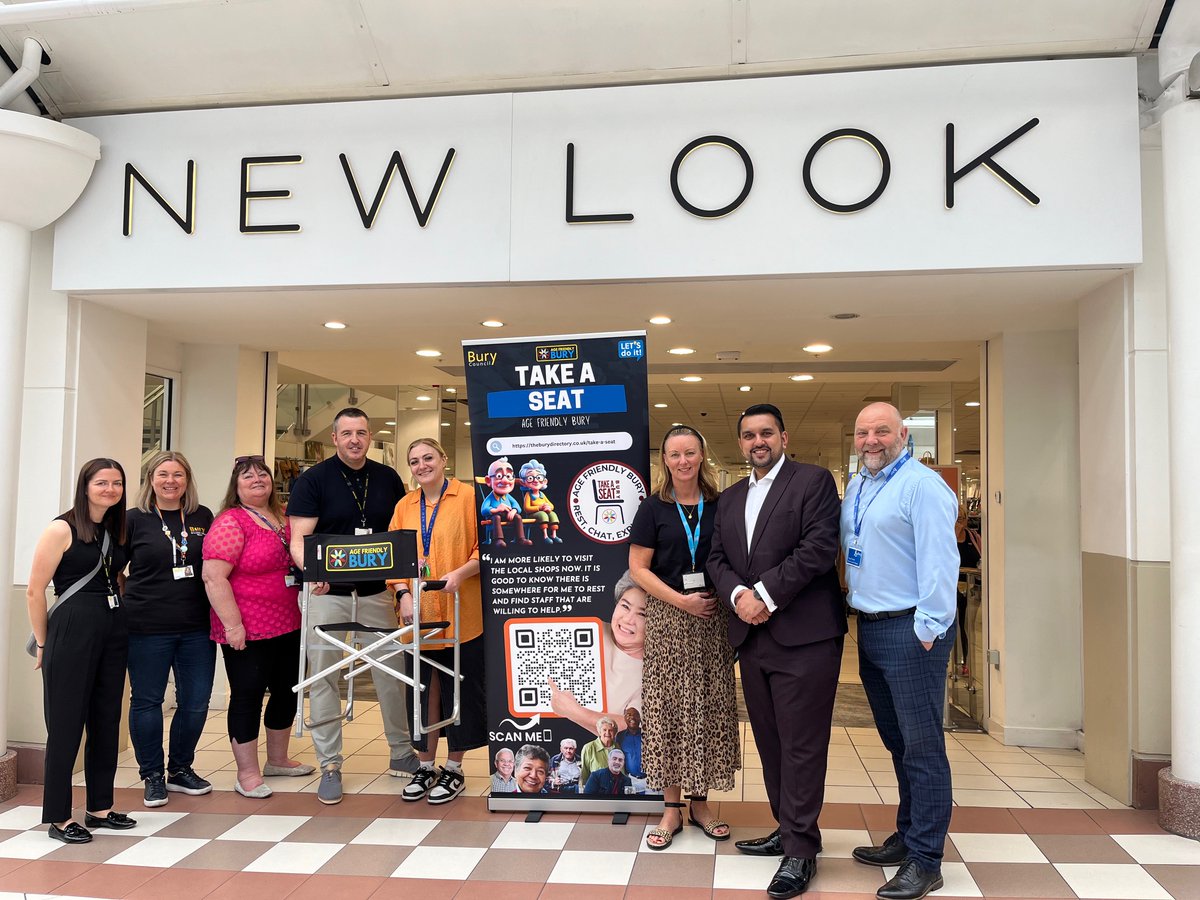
[[52, 57, 1141, 291]]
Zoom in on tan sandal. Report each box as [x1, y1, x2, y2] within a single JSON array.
[[646, 801, 685, 851], [687, 794, 731, 841]]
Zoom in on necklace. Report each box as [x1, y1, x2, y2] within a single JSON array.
[[679, 502, 698, 521]]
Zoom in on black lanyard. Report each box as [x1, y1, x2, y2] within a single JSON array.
[[99, 542, 118, 597], [420, 479, 449, 558], [340, 467, 370, 529]]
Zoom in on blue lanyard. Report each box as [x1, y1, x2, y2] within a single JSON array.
[[673, 495, 704, 572], [852, 453, 910, 538], [420, 479, 449, 557]]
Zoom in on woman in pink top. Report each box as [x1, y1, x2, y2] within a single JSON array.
[[202, 456, 312, 798]]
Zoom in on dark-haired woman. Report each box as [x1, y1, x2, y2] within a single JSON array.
[[629, 426, 739, 850], [202, 455, 309, 799], [27, 458, 138, 844], [124, 450, 216, 807]]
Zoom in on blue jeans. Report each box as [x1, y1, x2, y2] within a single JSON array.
[[127, 630, 216, 779]]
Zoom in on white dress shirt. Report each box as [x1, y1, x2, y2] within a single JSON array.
[[731, 454, 787, 613]]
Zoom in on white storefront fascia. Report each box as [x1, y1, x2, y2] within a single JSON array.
[[52, 56, 1141, 292]]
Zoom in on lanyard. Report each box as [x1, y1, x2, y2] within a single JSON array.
[[673, 495, 704, 572], [155, 505, 187, 567], [420, 479, 449, 558], [99, 538, 118, 596], [243, 506, 289, 557], [340, 467, 370, 528], [852, 452, 910, 538]]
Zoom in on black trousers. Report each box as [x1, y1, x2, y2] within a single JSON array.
[[41, 594, 129, 824], [405, 635, 487, 753], [221, 630, 301, 743]]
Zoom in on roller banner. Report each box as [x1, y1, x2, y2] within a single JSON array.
[[463, 331, 655, 812]]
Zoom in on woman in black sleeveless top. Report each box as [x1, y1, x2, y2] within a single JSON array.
[[26, 458, 138, 844]]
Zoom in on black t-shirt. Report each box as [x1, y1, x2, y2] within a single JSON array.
[[286, 455, 406, 595], [123, 506, 214, 634], [628, 494, 720, 592]]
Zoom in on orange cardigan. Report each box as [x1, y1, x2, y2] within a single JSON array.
[[387, 477, 482, 644]]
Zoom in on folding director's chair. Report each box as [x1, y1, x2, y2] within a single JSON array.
[[292, 528, 462, 740]]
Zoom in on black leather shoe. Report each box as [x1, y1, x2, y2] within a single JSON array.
[[84, 811, 137, 830], [735, 828, 783, 856], [853, 831, 908, 866], [876, 860, 943, 900], [767, 856, 817, 899], [48, 822, 92, 844]]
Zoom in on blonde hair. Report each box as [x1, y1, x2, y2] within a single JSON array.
[[405, 438, 449, 490], [137, 450, 200, 514], [654, 425, 720, 502]]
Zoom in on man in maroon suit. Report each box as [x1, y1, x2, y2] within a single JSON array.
[[708, 404, 844, 900]]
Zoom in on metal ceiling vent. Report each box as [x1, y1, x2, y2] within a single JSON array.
[[715, 350, 741, 361]]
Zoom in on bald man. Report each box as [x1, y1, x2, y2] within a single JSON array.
[[841, 403, 959, 900]]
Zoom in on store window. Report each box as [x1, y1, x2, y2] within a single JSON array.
[[142, 372, 173, 464]]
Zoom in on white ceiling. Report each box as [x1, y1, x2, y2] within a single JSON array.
[[0, 0, 1169, 118]]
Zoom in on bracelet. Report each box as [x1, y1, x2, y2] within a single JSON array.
[[227, 622, 244, 630], [396, 588, 412, 597], [36, 643, 44, 649]]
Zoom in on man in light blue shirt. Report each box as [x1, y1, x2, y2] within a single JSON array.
[[840, 403, 958, 900]]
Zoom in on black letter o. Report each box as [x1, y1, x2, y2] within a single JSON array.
[[802, 129, 890, 214], [670, 135, 754, 219]]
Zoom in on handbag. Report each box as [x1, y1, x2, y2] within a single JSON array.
[[25, 529, 110, 657]]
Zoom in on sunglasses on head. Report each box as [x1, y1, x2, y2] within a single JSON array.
[[234, 455, 266, 466]]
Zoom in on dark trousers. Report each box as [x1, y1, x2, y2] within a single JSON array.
[[858, 615, 954, 871], [405, 635, 487, 753], [127, 630, 216, 778], [220, 630, 300, 743], [41, 595, 129, 824], [738, 627, 842, 857]]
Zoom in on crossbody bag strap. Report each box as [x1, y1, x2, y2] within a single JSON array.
[[26, 530, 110, 657]]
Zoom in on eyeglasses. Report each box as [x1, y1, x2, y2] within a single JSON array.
[[233, 455, 266, 466]]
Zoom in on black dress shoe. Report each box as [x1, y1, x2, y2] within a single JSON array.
[[853, 831, 908, 866], [47, 822, 92, 844], [767, 856, 817, 899], [735, 828, 783, 856], [876, 859, 943, 900], [84, 811, 137, 830]]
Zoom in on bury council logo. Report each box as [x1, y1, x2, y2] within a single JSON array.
[[568, 460, 647, 544], [535, 344, 578, 362], [326, 543, 393, 571]]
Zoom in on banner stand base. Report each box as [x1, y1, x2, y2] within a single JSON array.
[[524, 810, 543, 823], [488, 795, 665, 815], [611, 812, 629, 826]]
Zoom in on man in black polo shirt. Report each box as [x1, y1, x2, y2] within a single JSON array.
[[287, 407, 417, 805]]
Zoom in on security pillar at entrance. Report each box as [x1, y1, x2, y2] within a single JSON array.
[[0, 110, 100, 798]]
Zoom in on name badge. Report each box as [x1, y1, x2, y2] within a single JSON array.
[[846, 547, 864, 568], [284, 573, 297, 587], [172, 565, 194, 580], [107, 594, 119, 609], [682, 571, 706, 591], [355, 527, 372, 536]]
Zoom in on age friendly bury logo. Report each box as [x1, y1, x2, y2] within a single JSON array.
[[535, 343, 578, 362], [325, 542, 393, 571], [568, 460, 647, 544]]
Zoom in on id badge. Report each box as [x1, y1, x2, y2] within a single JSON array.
[[284, 565, 303, 588], [846, 547, 864, 568], [682, 571, 706, 592], [355, 527, 372, 536], [107, 594, 119, 609], [172, 565, 194, 580]]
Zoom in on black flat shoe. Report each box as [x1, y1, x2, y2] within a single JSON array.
[[853, 831, 908, 866], [876, 860, 943, 900], [735, 828, 783, 856], [767, 856, 817, 899], [84, 811, 137, 830], [48, 822, 92, 844]]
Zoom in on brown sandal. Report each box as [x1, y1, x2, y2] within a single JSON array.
[[646, 801, 685, 851], [687, 794, 730, 842]]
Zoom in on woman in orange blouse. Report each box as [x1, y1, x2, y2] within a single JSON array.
[[387, 438, 483, 805]]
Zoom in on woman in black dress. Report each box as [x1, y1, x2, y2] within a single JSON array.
[[26, 458, 137, 844], [629, 425, 739, 851]]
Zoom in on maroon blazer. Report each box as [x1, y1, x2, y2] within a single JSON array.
[[707, 459, 845, 649]]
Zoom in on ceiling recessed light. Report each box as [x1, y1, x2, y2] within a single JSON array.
[[802, 343, 833, 354], [385, 420, 396, 426], [964, 401, 981, 407], [653, 403, 668, 408], [323, 321, 347, 330], [649, 316, 672, 325], [376, 429, 391, 434], [415, 349, 441, 358], [955, 459, 963, 463], [672, 422, 683, 427], [668, 347, 695, 355], [464, 421, 471, 426], [789, 374, 814, 382], [829, 312, 861, 320], [415, 395, 432, 402], [445, 387, 457, 394], [441, 422, 450, 427], [481, 320, 504, 328], [738, 385, 752, 392], [680, 376, 703, 382]]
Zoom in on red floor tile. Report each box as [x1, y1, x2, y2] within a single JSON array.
[[124, 866, 236, 899], [0, 859, 96, 893], [442, 797, 503, 821], [626, 886, 712, 900], [54, 863, 162, 898], [818, 802, 868, 830], [1010, 807, 1105, 834], [859, 804, 901, 832], [948, 806, 1024, 833], [538, 885, 624, 900], [204, 870, 310, 899], [311, 792, 396, 818], [717, 801, 777, 826], [369, 876, 461, 899], [1087, 808, 1168, 834], [287, 873, 387, 900], [456, 880, 546, 900], [380, 797, 450, 820]]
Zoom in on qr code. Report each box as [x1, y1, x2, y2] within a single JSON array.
[[504, 617, 605, 716]]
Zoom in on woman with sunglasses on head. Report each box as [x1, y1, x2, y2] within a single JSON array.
[[629, 425, 739, 851], [27, 458, 137, 844], [202, 455, 312, 799], [124, 451, 216, 808]]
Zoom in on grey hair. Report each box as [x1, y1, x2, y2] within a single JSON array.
[[614, 569, 638, 603], [596, 715, 618, 735]]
